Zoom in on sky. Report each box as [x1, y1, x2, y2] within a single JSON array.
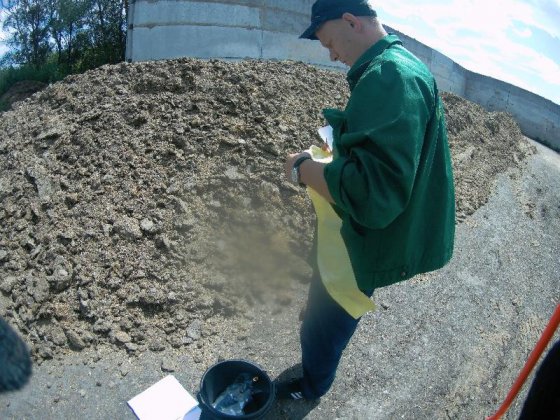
[[372, 0, 560, 105], [0, 8, 9, 57], [1, 1, 559, 105]]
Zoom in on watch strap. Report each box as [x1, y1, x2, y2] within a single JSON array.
[[292, 155, 311, 186]]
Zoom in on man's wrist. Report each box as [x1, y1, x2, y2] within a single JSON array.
[[291, 155, 311, 186]]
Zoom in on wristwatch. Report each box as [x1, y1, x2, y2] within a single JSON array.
[[291, 155, 311, 187]]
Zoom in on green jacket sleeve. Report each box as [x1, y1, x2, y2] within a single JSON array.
[[324, 60, 435, 229]]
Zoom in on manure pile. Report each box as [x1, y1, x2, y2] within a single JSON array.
[[0, 59, 535, 362]]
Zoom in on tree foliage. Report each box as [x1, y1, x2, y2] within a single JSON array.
[[0, 0, 128, 95], [49, 0, 91, 68], [3, 0, 52, 67], [82, 0, 128, 68]]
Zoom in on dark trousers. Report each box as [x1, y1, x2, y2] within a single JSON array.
[[299, 272, 373, 399]]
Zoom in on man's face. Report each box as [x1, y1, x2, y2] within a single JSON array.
[[315, 18, 362, 67]]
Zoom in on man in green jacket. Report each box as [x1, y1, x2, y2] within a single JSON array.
[[278, 0, 455, 401]]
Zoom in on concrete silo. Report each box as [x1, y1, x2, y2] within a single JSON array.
[[124, 1, 560, 148], [125, 0, 343, 69]]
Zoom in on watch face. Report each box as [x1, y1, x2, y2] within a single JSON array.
[[291, 167, 299, 184]]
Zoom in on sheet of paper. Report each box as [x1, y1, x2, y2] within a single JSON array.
[[306, 145, 333, 163], [318, 125, 334, 150], [128, 375, 200, 420], [183, 406, 201, 420]]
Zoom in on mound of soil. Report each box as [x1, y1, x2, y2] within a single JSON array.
[[0, 80, 47, 111], [0, 58, 535, 363]]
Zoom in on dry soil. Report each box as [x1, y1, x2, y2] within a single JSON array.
[[0, 59, 553, 420]]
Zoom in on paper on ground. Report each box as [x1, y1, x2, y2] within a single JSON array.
[[318, 125, 334, 150], [128, 375, 201, 420]]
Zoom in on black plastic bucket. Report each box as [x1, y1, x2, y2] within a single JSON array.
[[197, 359, 275, 419]]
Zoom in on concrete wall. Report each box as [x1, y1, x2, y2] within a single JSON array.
[[126, 0, 344, 70], [391, 28, 560, 151], [126, 0, 560, 151], [391, 30, 469, 98], [465, 73, 560, 149]]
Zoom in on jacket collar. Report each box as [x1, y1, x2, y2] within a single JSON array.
[[347, 34, 402, 89]]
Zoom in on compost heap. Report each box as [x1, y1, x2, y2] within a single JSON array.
[[0, 59, 535, 362]]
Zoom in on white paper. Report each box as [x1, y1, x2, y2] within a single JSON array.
[[128, 375, 200, 420], [318, 125, 334, 150], [183, 406, 201, 420]]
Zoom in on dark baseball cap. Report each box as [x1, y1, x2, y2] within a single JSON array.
[[300, 0, 377, 40]]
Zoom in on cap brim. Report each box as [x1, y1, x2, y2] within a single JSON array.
[[299, 23, 320, 40]]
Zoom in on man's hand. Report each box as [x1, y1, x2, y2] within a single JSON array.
[[283, 151, 334, 203]]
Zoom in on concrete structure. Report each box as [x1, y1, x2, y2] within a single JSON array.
[[393, 29, 560, 152], [126, 0, 342, 69], [126, 0, 560, 151]]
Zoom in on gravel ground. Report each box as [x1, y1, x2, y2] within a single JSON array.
[[0, 59, 556, 419], [0, 59, 535, 365], [1, 139, 558, 420]]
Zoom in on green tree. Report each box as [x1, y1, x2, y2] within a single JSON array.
[[0, 0, 128, 107], [81, 0, 128, 67], [2, 0, 53, 67], [49, 0, 90, 68]]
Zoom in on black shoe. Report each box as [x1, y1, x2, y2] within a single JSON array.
[[276, 377, 305, 401]]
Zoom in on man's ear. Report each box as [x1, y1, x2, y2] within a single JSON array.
[[342, 13, 362, 31]]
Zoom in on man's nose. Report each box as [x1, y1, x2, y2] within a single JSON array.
[[329, 50, 338, 62]]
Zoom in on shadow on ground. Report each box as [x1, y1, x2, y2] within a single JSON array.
[[267, 364, 320, 420]]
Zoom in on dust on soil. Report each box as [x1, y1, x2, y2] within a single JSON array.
[[0, 59, 536, 366]]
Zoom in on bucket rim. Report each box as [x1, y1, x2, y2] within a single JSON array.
[[201, 358, 268, 375], [198, 358, 276, 418]]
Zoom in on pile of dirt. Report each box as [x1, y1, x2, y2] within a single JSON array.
[[0, 80, 47, 111], [441, 92, 535, 222], [0, 58, 535, 363]]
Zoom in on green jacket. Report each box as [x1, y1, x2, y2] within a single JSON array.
[[323, 34, 455, 291]]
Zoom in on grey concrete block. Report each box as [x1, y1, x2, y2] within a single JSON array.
[[133, 1, 260, 28], [431, 56, 455, 76], [449, 76, 467, 96], [261, 7, 309, 34], [436, 78, 457, 94], [132, 0, 314, 17], [261, 31, 346, 70], [510, 96, 540, 111], [130, 26, 262, 61], [263, 0, 314, 15]]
